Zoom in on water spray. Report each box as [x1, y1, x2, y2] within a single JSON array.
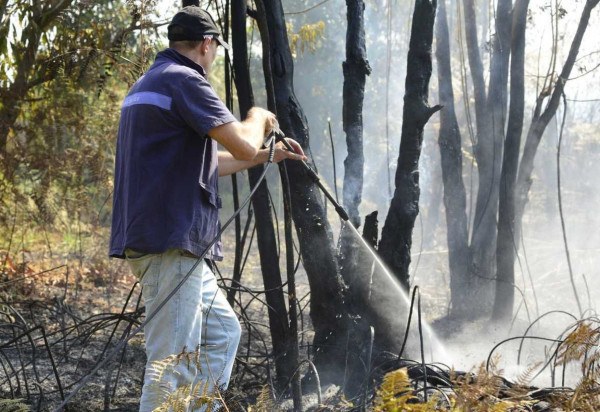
[[275, 130, 447, 366]]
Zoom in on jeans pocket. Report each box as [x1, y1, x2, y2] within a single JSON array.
[[128, 254, 161, 302]]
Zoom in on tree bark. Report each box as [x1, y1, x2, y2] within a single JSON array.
[[261, 0, 352, 382], [379, 0, 440, 290], [510, 0, 600, 315], [435, 0, 470, 317], [230, 0, 293, 388], [461, 0, 487, 133], [492, 0, 530, 322], [342, 0, 371, 227], [467, 0, 512, 315], [516, 0, 599, 222]]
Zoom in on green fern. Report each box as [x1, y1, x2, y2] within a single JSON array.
[[373, 368, 441, 411]]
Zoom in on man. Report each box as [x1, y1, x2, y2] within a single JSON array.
[[109, 6, 306, 411]]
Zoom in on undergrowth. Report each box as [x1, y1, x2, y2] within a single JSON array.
[[370, 319, 600, 411]]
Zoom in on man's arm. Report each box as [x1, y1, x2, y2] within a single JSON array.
[[208, 107, 275, 160], [218, 138, 307, 177]]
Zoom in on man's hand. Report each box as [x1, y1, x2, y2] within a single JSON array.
[[217, 137, 306, 176], [247, 107, 279, 137], [272, 138, 307, 163], [210, 107, 279, 161]]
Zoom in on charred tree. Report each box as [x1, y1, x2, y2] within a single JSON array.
[[435, 0, 470, 316], [499, 0, 600, 321], [435, 0, 598, 323], [492, 0, 529, 322], [342, 0, 371, 227], [336, 0, 372, 395], [433, 0, 512, 318], [229, 0, 293, 387], [379, 0, 441, 290], [260, 0, 352, 382], [466, 0, 512, 315], [362, 211, 379, 248]]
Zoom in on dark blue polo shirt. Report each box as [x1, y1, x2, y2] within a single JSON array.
[[109, 48, 236, 260]]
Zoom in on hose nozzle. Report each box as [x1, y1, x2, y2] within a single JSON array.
[[271, 130, 349, 222]]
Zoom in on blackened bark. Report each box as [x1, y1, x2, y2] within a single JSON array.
[[337, 1, 371, 394], [231, 1, 254, 110], [379, 0, 440, 290], [261, 0, 351, 382], [230, 0, 293, 388], [492, 0, 529, 322], [363, 211, 378, 248], [435, 0, 470, 317], [342, 0, 371, 227], [461, 0, 487, 133]]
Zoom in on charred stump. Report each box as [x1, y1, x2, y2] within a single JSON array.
[[378, 0, 440, 290]]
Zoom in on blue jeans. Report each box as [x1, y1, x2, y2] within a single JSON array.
[[127, 249, 241, 411]]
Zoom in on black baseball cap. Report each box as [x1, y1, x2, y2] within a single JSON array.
[[167, 6, 231, 51]]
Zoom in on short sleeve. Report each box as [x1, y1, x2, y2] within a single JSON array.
[[173, 74, 237, 137]]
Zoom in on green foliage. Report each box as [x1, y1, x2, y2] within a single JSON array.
[[373, 368, 441, 411], [286, 21, 326, 58], [0, 398, 30, 412], [0, 0, 163, 259]]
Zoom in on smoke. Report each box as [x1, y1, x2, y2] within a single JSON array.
[[277, 0, 600, 373]]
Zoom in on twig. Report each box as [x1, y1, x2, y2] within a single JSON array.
[[556, 92, 583, 317]]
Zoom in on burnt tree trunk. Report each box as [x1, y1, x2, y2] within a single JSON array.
[[336, 0, 372, 395], [435, 0, 470, 316], [467, 0, 512, 315], [261, 0, 352, 382], [230, 0, 293, 388], [492, 0, 529, 322], [378, 0, 440, 290], [342, 0, 371, 227], [461, 0, 487, 134], [509, 0, 600, 318]]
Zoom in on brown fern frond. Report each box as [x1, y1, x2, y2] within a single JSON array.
[[516, 362, 542, 386], [250, 385, 278, 412], [557, 322, 600, 366]]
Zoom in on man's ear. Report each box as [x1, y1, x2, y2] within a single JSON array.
[[200, 38, 212, 54]]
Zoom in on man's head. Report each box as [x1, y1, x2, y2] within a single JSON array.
[[168, 7, 230, 73]]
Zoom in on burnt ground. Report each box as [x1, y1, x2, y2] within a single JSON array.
[[0, 246, 321, 411], [0, 256, 146, 411], [1, 242, 596, 411]]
